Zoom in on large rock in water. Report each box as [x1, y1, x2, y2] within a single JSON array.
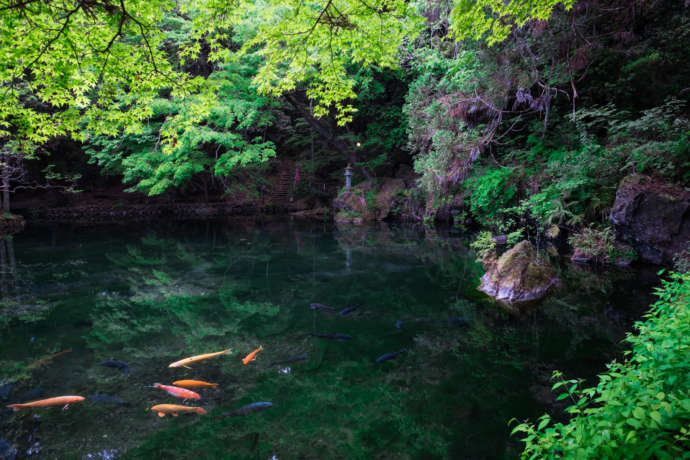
[[610, 175, 690, 264], [478, 240, 557, 305]]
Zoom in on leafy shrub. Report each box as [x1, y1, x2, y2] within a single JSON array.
[[608, 99, 690, 184], [511, 271, 690, 458], [464, 167, 517, 223], [568, 226, 616, 262], [569, 226, 637, 264], [506, 228, 524, 247], [470, 230, 496, 261], [514, 134, 619, 228]]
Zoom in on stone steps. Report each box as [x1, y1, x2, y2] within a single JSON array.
[[270, 162, 295, 205]]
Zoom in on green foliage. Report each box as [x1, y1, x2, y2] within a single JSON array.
[[506, 228, 524, 247], [511, 271, 690, 458], [190, 0, 424, 125], [449, 0, 575, 45], [512, 135, 611, 227], [405, 47, 490, 196], [504, 98, 689, 232], [606, 99, 690, 184], [0, 0, 197, 142], [470, 230, 495, 261], [85, 50, 277, 195], [0, 0, 568, 139], [568, 226, 618, 263], [464, 167, 517, 226]]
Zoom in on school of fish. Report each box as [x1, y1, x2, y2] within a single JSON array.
[[5, 299, 433, 442], [5, 346, 269, 419]]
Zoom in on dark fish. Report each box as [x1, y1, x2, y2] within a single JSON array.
[[308, 333, 352, 341], [310, 303, 336, 312], [88, 394, 128, 406], [395, 320, 403, 329], [0, 438, 16, 460], [338, 304, 360, 315], [0, 383, 12, 401], [20, 388, 43, 402], [100, 360, 130, 374], [376, 348, 408, 363], [222, 401, 273, 417], [444, 317, 469, 326], [270, 353, 309, 366]]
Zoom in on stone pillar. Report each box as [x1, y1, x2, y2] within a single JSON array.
[[344, 164, 353, 190]]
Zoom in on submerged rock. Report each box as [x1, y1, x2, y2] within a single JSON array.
[[610, 174, 690, 264], [478, 240, 557, 306], [0, 383, 12, 401]]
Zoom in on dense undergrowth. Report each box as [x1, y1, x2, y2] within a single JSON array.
[[511, 271, 690, 458]]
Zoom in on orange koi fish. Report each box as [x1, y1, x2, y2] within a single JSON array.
[[242, 345, 263, 365], [7, 395, 84, 411], [153, 383, 201, 400], [168, 349, 231, 369], [27, 349, 71, 369], [172, 380, 219, 389], [151, 404, 206, 418]]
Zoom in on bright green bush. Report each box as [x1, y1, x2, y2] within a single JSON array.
[[464, 167, 517, 221], [511, 271, 690, 459]]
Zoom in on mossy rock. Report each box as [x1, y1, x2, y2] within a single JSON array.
[[332, 178, 405, 223], [478, 240, 557, 308], [545, 225, 560, 240]]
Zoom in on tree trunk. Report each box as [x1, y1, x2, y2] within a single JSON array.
[[6, 236, 15, 276], [1, 155, 9, 213], [0, 239, 7, 300]]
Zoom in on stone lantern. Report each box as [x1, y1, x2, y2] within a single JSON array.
[[344, 164, 353, 190]]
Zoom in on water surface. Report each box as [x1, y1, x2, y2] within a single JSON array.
[[0, 220, 657, 459]]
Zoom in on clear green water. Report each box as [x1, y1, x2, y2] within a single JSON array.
[[0, 220, 657, 459]]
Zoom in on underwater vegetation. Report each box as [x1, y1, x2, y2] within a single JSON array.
[[0, 221, 656, 458]]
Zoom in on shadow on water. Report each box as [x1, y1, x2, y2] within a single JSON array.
[[0, 220, 658, 458]]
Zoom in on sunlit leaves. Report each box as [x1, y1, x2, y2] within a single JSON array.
[[189, 0, 424, 125], [0, 0, 574, 142], [0, 0, 191, 141], [85, 46, 277, 195], [449, 0, 576, 46]]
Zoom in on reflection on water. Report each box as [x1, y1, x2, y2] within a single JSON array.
[[0, 221, 657, 458]]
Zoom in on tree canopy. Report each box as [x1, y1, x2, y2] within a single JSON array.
[[0, 0, 571, 140]]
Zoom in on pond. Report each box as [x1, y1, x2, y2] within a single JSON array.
[[0, 220, 659, 459]]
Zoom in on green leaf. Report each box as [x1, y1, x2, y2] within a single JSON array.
[[633, 407, 645, 420]]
